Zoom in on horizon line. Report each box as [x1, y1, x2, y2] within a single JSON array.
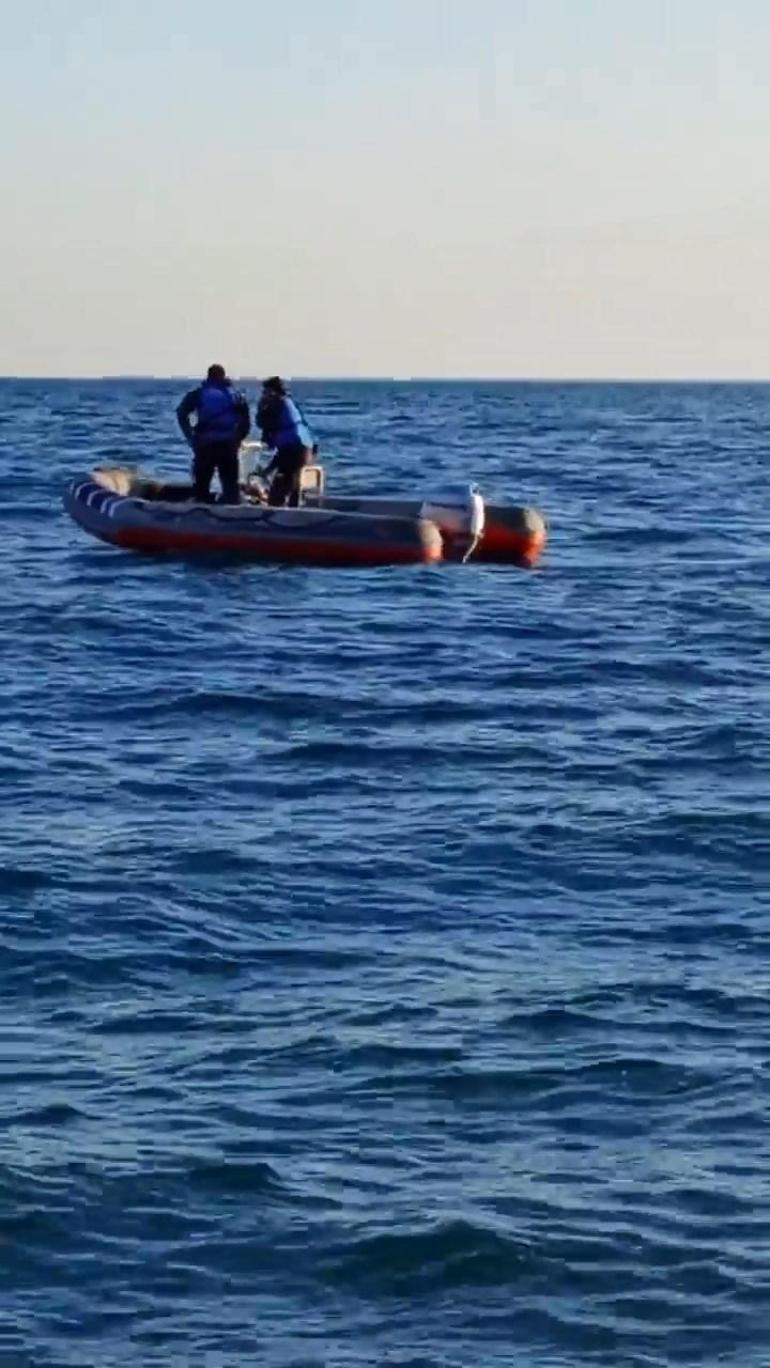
[[2, 374, 770, 385]]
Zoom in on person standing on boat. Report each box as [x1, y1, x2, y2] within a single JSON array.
[[176, 364, 251, 504], [257, 376, 315, 507]]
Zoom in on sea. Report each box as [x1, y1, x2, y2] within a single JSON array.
[[0, 379, 768, 1368]]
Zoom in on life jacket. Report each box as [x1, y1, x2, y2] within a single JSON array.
[[263, 395, 313, 450], [195, 382, 240, 443]]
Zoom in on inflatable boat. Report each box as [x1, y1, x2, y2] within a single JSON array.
[[63, 458, 547, 569]]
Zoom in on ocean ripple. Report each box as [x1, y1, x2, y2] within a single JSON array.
[[0, 380, 769, 1366]]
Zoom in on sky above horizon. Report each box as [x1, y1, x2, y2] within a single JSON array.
[[2, 0, 769, 379]]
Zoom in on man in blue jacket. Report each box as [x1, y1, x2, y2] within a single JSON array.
[[176, 364, 251, 504], [257, 376, 316, 507]]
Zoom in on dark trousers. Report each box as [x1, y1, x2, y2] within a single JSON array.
[[267, 444, 311, 508], [193, 439, 240, 504]]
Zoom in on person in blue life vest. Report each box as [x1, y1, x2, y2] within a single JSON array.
[[176, 364, 251, 504], [257, 376, 316, 507]]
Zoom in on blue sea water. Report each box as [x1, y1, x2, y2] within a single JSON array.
[[0, 378, 768, 1367]]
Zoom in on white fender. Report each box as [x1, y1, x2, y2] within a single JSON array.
[[420, 485, 485, 559]]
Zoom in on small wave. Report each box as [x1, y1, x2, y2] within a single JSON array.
[[499, 1005, 606, 1034], [187, 1157, 285, 1195], [0, 865, 56, 892], [166, 847, 267, 875], [585, 525, 698, 546], [324, 1218, 538, 1292], [0, 1101, 85, 1129], [339, 1041, 464, 1069], [350, 1056, 717, 1106], [93, 1009, 205, 1037]]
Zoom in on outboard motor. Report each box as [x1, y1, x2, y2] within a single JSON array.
[[420, 484, 485, 561]]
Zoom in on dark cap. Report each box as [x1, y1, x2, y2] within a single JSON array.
[[207, 363, 227, 383]]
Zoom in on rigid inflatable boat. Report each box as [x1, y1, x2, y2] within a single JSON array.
[[63, 457, 547, 569]]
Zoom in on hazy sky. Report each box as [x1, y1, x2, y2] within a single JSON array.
[[2, 0, 769, 378]]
